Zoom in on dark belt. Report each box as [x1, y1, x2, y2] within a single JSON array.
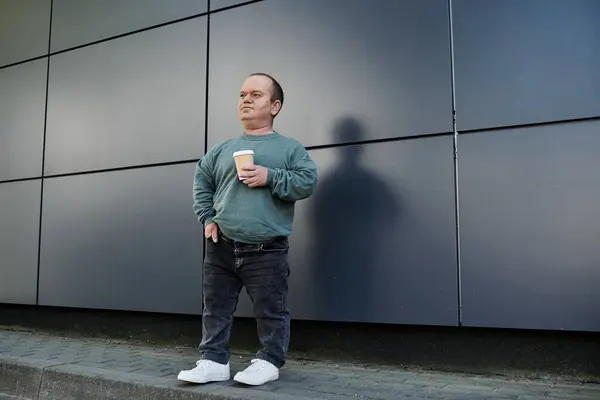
[[218, 232, 287, 247]]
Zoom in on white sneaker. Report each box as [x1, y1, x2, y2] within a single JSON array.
[[233, 359, 279, 386], [177, 360, 230, 384]]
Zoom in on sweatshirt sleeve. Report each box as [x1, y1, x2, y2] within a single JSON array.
[[193, 152, 216, 226], [267, 145, 318, 202]]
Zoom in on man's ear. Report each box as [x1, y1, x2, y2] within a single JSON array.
[[271, 100, 282, 116]]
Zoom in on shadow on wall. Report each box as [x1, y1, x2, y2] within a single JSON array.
[[309, 116, 401, 322]]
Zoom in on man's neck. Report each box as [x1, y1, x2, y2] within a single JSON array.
[[243, 123, 274, 135]]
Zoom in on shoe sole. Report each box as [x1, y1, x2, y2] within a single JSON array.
[[177, 374, 230, 384], [233, 374, 278, 386]]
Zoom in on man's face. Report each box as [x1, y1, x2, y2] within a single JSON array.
[[238, 75, 280, 125]]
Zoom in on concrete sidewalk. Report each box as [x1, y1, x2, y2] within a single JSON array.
[[1, 329, 598, 400]]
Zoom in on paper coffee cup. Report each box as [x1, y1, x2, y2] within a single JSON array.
[[233, 150, 254, 180]]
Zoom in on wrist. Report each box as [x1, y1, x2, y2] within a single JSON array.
[[267, 168, 277, 187]]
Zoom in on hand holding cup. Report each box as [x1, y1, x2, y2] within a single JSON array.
[[239, 164, 268, 187], [233, 150, 268, 187]]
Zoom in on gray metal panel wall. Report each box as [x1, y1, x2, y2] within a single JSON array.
[[210, 0, 255, 11], [50, 0, 208, 52], [453, 0, 600, 131], [45, 17, 207, 175], [459, 120, 600, 332], [236, 133, 458, 326], [0, 60, 47, 182], [0, 0, 598, 333], [38, 163, 204, 314], [0, 0, 50, 67], [0, 180, 41, 305], [208, 0, 452, 148]]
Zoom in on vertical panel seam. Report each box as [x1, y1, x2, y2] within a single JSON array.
[[36, 0, 53, 305], [205, 1, 210, 157], [201, 0, 211, 310], [448, 0, 463, 326]]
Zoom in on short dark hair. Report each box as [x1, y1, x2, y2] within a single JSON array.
[[249, 72, 284, 111]]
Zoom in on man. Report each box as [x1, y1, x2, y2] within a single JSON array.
[[178, 73, 318, 386]]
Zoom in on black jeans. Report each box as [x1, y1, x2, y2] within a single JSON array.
[[199, 233, 291, 368]]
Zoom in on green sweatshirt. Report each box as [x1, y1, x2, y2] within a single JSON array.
[[193, 131, 318, 243]]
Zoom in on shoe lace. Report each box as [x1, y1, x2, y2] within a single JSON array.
[[194, 360, 211, 371], [245, 359, 267, 372]]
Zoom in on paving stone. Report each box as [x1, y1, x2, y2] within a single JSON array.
[[403, 378, 452, 389], [444, 383, 498, 393], [0, 329, 599, 400]]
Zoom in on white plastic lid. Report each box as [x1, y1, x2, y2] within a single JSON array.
[[233, 150, 254, 157]]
